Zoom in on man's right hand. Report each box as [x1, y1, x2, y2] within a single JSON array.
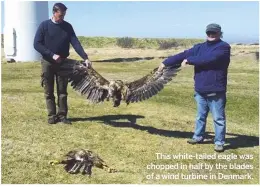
[[158, 63, 165, 71], [53, 54, 62, 63]]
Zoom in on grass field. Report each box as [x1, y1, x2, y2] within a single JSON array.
[[1, 45, 259, 184]]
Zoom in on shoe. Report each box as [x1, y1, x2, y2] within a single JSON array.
[[214, 145, 224, 152], [48, 117, 57, 124], [60, 117, 72, 125], [187, 138, 204, 144]]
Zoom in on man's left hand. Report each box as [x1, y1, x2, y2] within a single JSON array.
[[83, 59, 92, 68], [181, 59, 189, 67]]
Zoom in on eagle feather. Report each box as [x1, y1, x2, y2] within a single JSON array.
[[61, 59, 181, 107]]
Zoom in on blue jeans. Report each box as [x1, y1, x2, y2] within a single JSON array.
[[193, 91, 226, 145]]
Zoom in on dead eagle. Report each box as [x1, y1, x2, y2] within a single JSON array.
[[67, 61, 181, 107], [49, 149, 116, 176]]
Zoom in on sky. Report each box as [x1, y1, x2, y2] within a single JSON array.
[[1, 1, 259, 43]]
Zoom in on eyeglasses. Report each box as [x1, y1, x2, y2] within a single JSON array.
[[206, 31, 217, 36]]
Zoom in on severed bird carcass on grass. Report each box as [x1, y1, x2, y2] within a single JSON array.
[[49, 149, 116, 176], [60, 59, 181, 107]]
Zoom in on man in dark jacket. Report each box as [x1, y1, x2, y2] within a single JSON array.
[[34, 3, 91, 125], [159, 23, 231, 152]]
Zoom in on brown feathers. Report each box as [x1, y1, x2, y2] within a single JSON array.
[[65, 59, 181, 107], [125, 64, 181, 104], [68, 61, 110, 104]]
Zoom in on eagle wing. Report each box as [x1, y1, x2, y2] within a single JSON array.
[[68, 62, 110, 103], [124, 64, 181, 104]]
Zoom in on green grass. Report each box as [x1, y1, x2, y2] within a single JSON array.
[[1, 47, 259, 184], [2, 35, 204, 49]]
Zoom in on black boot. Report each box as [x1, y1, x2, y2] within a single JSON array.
[[48, 116, 57, 124]]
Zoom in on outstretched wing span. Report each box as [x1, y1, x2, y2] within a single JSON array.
[[68, 62, 110, 103], [125, 64, 181, 104]]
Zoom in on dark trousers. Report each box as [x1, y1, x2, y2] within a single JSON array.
[[41, 59, 69, 119]]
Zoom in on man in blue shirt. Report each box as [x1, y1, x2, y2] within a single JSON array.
[[34, 3, 91, 125], [159, 23, 231, 152]]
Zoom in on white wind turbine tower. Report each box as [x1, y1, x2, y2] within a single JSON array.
[[4, 0, 48, 62]]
